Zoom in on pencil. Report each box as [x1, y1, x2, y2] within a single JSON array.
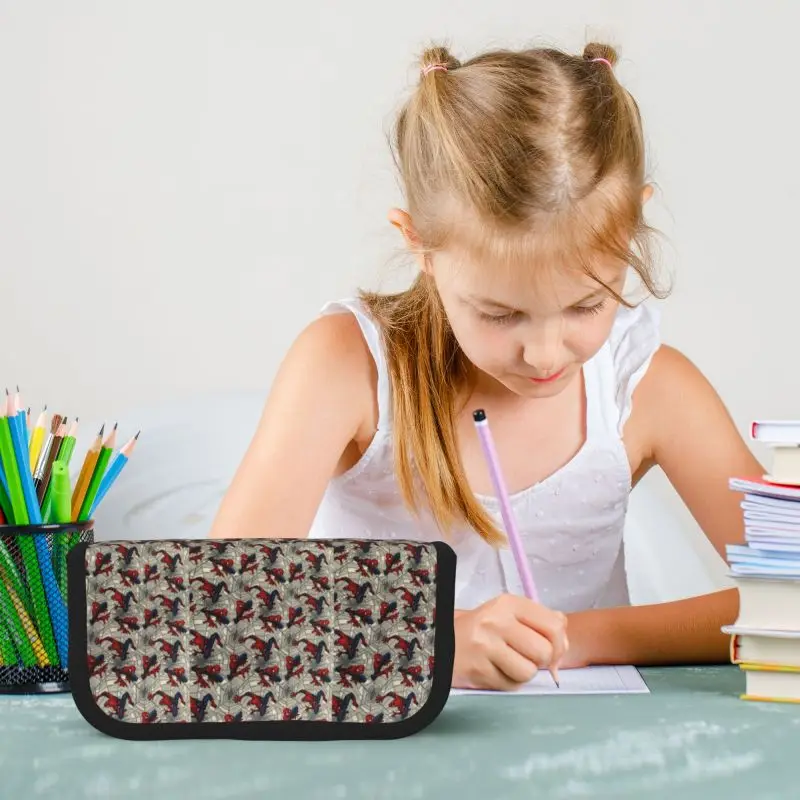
[[14, 388, 29, 460], [0, 404, 59, 665], [28, 406, 48, 473], [78, 423, 116, 521], [472, 409, 560, 688], [88, 430, 139, 517], [0, 413, 28, 525], [71, 424, 103, 521], [0, 463, 11, 522], [11, 400, 70, 665], [0, 574, 43, 667], [0, 618, 17, 666], [0, 540, 34, 619], [8, 393, 41, 523]]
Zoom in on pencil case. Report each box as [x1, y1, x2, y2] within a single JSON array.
[[67, 537, 456, 740]]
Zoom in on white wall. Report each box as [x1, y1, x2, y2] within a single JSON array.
[[3, 2, 797, 600]]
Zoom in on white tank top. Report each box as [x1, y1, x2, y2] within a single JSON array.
[[307, 297, 661, 614]]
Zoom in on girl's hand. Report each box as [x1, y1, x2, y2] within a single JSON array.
[[452, 594, 569, 690]]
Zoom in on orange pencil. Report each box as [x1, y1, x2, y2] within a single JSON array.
[[71, 424, 104, 520]]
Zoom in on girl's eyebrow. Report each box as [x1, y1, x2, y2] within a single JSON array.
[[466, 287, 606, 311], [572, 288, 606, 305], [466, 294, 518, 311]]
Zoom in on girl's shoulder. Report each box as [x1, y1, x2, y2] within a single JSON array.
[[604, 299, 662, 433]]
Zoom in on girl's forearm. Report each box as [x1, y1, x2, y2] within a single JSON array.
[[568, 587, 739, 666]]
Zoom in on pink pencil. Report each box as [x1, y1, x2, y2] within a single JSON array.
[[472, 409, 539, 601], [473, 408, 560, 687]]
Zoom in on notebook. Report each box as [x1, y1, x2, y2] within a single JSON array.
[[450, 665, 649, 696]]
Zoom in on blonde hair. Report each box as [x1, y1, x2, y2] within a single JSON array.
[[361, 41, 665, 545]]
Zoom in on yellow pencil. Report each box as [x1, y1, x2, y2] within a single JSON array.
[[71, 424, 104, 520], [0, 568, 49, 666], [28, 405, 48, 472]]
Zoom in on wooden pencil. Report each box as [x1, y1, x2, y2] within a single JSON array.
[[28, 405, 48, 472], [71, 424, 104, 520]]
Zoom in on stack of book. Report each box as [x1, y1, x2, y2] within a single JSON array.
[[724, 420, 800, 703]]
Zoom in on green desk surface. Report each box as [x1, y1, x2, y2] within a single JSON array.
[[1, 665, 798, 800]]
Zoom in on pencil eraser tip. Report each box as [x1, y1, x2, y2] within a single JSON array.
[[472, 409, 486, 422]]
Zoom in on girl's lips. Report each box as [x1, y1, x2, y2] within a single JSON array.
[[529, 368, 566, 384]]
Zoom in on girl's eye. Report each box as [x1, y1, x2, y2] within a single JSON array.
[[571, 299, 607, 317], [478, 310, 518, 325]]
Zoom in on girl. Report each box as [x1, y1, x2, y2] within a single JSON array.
[[209, 41, 762, 690]]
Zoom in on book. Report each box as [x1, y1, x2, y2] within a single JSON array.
[[745, 421, 800, 485], [738, 663, 800, 703], [722, 626, 800, 666], [724, 463, 800, 702], [726, 576, 800, 628], [751, 420, 800, 445]]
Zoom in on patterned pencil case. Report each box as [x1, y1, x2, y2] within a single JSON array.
[[67, 537, 456, 740]]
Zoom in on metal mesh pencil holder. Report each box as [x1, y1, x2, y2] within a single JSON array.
[[0, 521, 93, 693]]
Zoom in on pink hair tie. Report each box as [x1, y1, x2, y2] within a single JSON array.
[[421, 63, 448, 77], [591, 57, 613, 69]]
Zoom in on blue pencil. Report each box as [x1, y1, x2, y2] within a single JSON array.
[[7, 409, 69, 664], [88, 431, 140, 517]]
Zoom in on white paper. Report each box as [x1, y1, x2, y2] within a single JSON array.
[[450, 665, 650, 696]]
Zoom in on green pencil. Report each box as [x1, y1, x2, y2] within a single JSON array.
[[77, 436, 113, 522], [0, 416, 58, 664], [0, 576, 38, 667], [0, 540, 34, 619], [0, 617, 17, 666], [0, 479, 11, 523]]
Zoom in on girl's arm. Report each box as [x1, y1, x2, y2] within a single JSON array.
[[565, 344, 762, 667], [208, 313, 376, 540]]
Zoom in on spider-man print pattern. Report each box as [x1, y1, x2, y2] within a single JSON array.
[[83, 539, 438, 725]]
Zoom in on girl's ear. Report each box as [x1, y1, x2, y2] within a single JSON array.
[[641, 184, 654, 204], [388, 208, 429, 272]]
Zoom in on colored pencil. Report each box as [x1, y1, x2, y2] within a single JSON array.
[[9, 395, 42, 524], [472, 408, 560, 687], [28, 406, 48, 473], [0, 618, 16, 665], [0, 465, 10, 522], [0, 414, 28, 526], [89, 431, 140, 517], [71, 424, 103, 521], [10, 396, 69, 664], [0, 407, 59, 664], [0, 575, 42, 667], [78, 423, 116, 522], [0, 540, 33, 619]]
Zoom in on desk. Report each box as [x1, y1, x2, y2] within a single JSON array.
[[1, 666, 797, 800]]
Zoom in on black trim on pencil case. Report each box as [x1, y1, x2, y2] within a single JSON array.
[[67, 539, 456, 740]]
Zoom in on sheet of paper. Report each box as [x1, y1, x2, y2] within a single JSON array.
[[450, 665, 650, 696]]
